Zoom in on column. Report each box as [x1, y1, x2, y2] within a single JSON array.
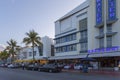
[[104, 0, 107, 48]]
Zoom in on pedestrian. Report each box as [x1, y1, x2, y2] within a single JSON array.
[[22, 62, 25, 70]]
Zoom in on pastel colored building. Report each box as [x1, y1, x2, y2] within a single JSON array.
[[53, 0, 120, 69], [17, 36, 54, 62]]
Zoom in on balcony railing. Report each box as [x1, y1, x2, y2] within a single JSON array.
[[106, 18, 118, 25], [95, 33, 104, 39]]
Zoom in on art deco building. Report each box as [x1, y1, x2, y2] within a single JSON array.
[[53, 0, 120, 68]]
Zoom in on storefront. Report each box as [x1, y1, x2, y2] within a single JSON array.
[[94, 56, 120, 70]]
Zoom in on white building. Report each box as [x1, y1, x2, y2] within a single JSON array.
[[42, 36, 54, 57], [53, 0, 120, 68], [18, 36, 54, 61], [17, 47, 29, 60]]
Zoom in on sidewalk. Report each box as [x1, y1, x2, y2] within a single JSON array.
[[62, 69, 120, 76]]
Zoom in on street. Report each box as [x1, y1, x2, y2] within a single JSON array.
[[0, 68, 120, 80]]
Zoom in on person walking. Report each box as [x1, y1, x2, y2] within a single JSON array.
[[22, 62, 25, 70]]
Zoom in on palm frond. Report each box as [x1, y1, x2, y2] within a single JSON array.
[[23, 30, 42, 46]]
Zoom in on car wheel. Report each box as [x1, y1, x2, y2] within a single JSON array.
[[49, 69, 52, 73], [38, 69, 41, 72]]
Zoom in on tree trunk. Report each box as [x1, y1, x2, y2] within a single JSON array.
[[12, 53, 14, 62], [12, 47, 15, 62], [32, 43, 35, 62]]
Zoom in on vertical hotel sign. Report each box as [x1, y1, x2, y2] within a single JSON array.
[[108, 0, 116, 20], [96, 0, 103, 24]]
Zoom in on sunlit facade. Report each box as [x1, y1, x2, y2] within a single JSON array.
[[17, 36, 54, 61], [53, 0, 120, 69]]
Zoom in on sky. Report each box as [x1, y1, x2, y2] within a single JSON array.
[[0, 0, 86, 47]]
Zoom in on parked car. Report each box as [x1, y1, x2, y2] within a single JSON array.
[[7, 64, 14, 68], [0, 63, 10, 68], [74, 64, 83, 70], [0, 64, 4, 67], [57, 64, 64, 69], [26, 64, 40, 71], [63, 63, 74, 69], [7, 64, 20, 68], [38, 64, 61, 73], [64, 65, 71, 69]]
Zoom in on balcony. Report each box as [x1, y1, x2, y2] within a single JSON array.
[[95, 33, 104, 39], [79, 28, 87, 32], [95, 22, 104, 28], [106, 32, 117, 37], [106, 18, 118, 25]]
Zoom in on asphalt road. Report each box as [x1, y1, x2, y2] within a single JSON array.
[[0, 68, 120, 80]]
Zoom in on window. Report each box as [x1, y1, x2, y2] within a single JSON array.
[[34, 51, 36, 56], [107, 25, 112, 32], [56, 39, 58, 44], [73, 34, 76, 40], [67, 35, 71, 41], [69, 45, 73, 51], [99, 38, 104, 48], [60, 48, 62, 52], [63, 46, 66, 52], [81, 43, 88, 51], [55, 33, 76, 44], [85, 43, 88, 51], [107, 37, 112, 47], [81, 31, 87, 39], [84, 31, 87, 38], [23, 52, 27, 58], [29, 52, 32, 57], [70, 35, 73, 41], [61, 37, 64, 43], [56, 39, 60, 44], [55, 44, 77, 53], [73, 44, 77, 51], [79, 18, 87, 30], [60, 38, 62, 43], [62, 37, 66, 42], [81, 43, 84, 51], [67, 46, 70, 52], [56, 48, 59, 53], [38, 46, 43, 56], [99, 27, 104, 34], [58, 48, 60, 53]]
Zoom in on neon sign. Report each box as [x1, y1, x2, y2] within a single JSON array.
[[88, 46, 119, 54], [108, 0, 116, 20], [96, 0, 103, 24]]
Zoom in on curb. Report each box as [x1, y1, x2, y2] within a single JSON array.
[[62, 69, 120, 76]]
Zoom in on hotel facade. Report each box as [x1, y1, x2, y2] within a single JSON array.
[[53, 0, 120, 68], [17, 36, 54, 64]]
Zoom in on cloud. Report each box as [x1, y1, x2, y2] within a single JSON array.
[[0, 44, 6, 51]]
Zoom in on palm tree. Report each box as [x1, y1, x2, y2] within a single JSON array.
[[7, 39, 18, 62], [0, 51, 9, 61], [23, 30, 42, 61]]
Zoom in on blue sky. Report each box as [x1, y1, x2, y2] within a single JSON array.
[[0, 0, 85, 47]]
